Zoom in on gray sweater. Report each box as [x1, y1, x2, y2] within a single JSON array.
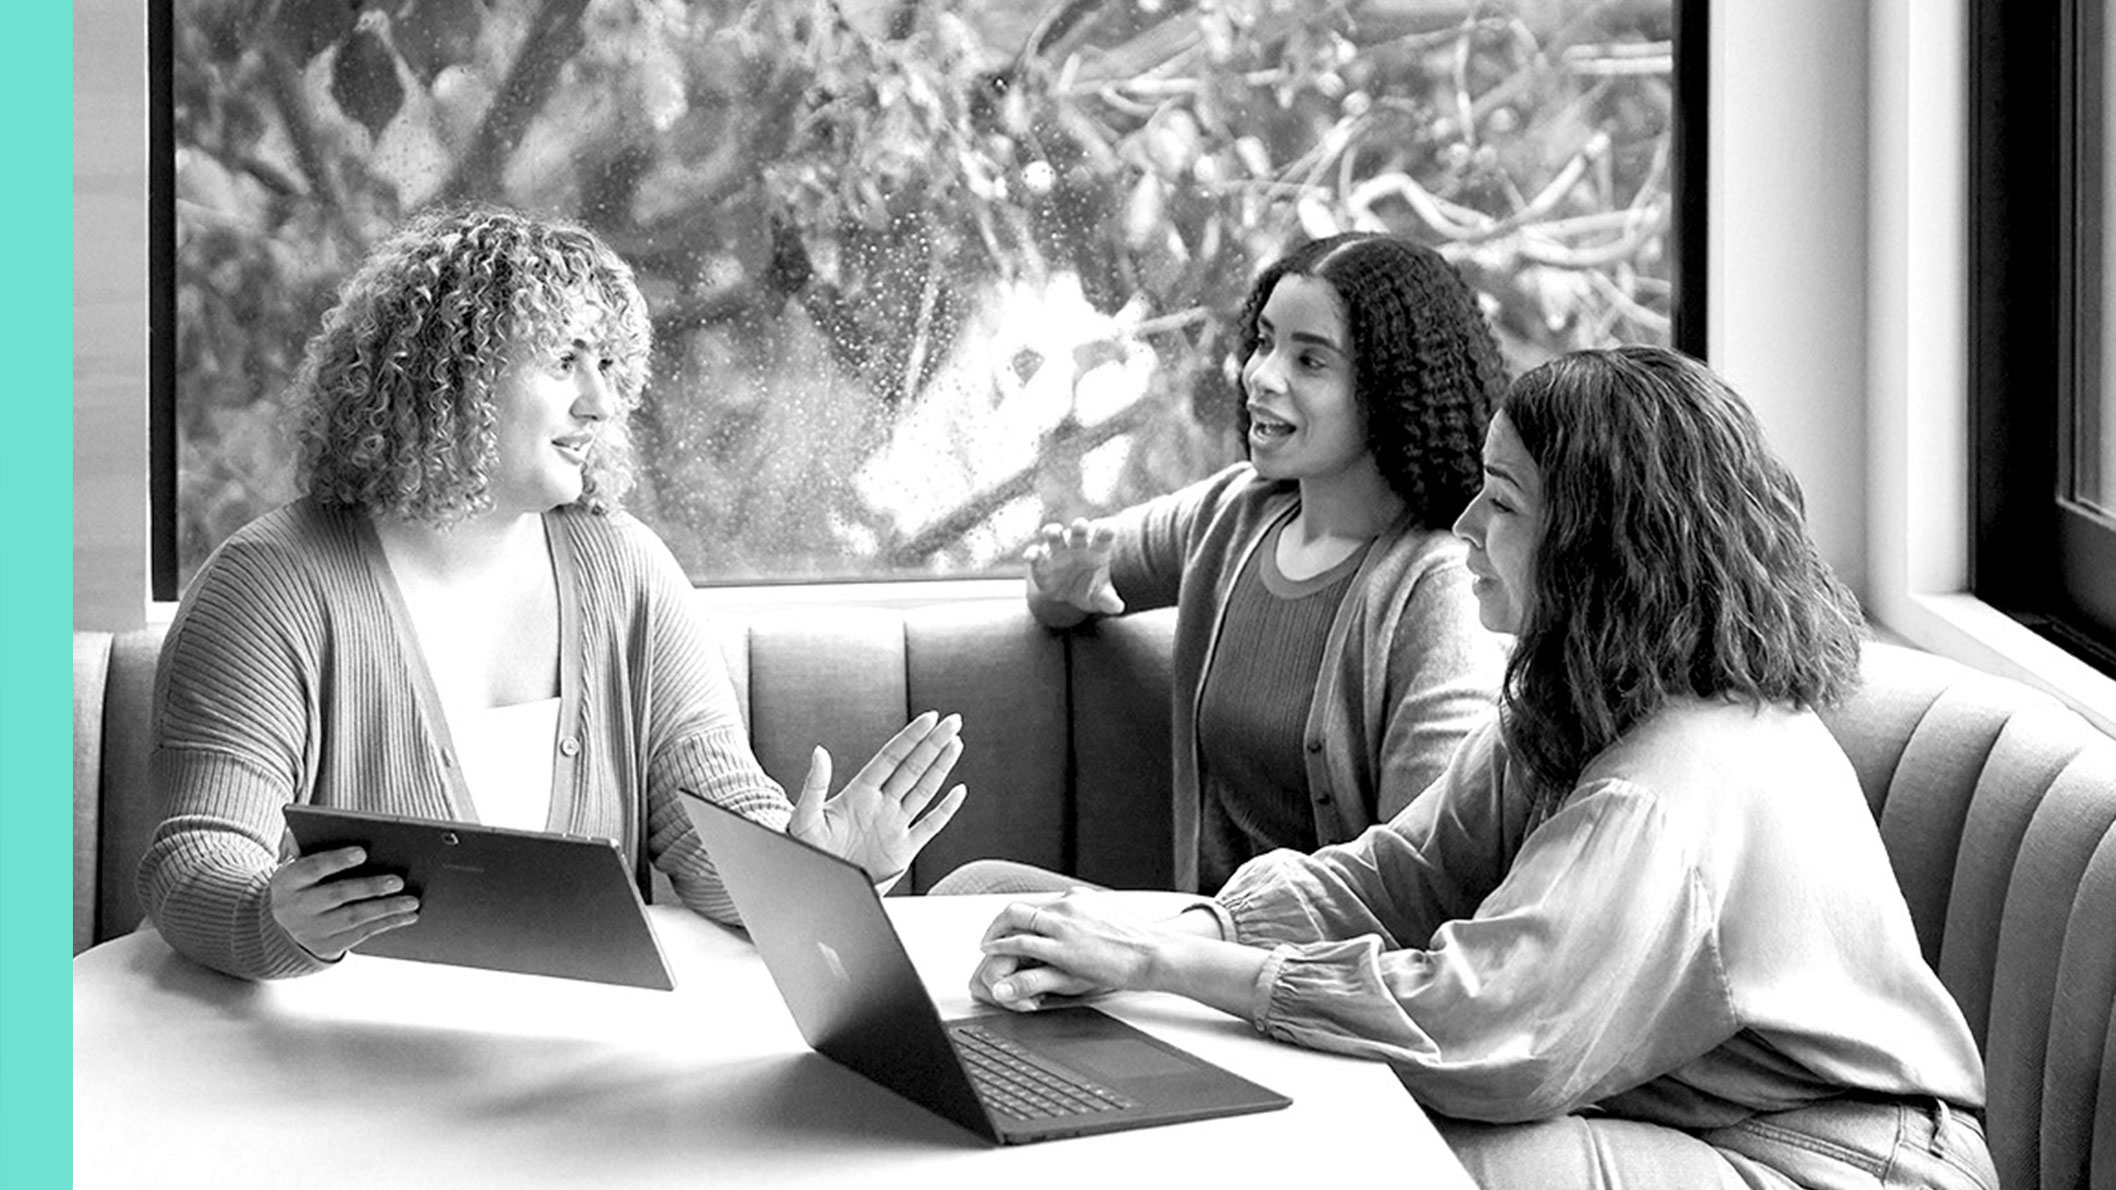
[[1106, 463, 1506, 892], [138, 500, 789, 979]]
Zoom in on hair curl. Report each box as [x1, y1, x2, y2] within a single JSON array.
[[1497, 345, 1866, 795], [1233, 233, 1507, 529], [290, 204, 652, 524]]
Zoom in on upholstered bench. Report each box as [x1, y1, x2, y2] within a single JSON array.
[[73, 612, 2115, 1187]]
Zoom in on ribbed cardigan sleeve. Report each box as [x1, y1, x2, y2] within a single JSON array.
[[590, 516, 792, 925], [1105, 463, 1262, 613], [136, 518, 349, 979]]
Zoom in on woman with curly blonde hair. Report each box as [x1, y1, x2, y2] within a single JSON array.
[[140, 205, 969, 979], [969, 347, 1994, 1188], [941, 232, 1507, 896]]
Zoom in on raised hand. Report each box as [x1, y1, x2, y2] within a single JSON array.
[[268, 845, 420, 960], [787, 711, 968, 883], [1024, 518, 1124, 617]]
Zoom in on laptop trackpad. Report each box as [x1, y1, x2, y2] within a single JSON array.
[[1042, 1037, 1197, 1082]]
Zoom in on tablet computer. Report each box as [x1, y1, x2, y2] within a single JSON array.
[[281, 804, 674, 990]]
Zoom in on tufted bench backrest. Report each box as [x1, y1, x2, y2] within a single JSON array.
[[72, 602, 1179, 949], [1818, 642, 2116, 1190]]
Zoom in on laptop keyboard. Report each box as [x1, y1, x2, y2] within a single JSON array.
[[950, 1023, 1140, 1120]]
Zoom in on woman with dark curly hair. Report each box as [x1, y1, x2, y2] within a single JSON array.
[[968, 346, 1994, 1187], [939, 232, 1507, 897], [138, 205, 968, 980]]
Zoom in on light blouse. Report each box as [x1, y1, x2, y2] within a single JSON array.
[[1204, 700, 1987, 1127]]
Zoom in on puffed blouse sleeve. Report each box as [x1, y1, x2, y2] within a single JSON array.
[[1212, 723, 1741, 1123], [623, 523, 793, 925]]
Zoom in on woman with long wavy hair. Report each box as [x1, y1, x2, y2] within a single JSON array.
[[967, 346, 1995, 1187], [139, 205, 968, 980]]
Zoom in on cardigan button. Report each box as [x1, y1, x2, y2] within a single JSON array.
[[1305, 739, 1323, 753], [558, 737, 580, 757], [1314, 791, 1332, 805]]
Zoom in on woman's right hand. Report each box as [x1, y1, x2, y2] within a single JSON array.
[[268, 846, 420, 961], [1024, 518, 1124, 617]]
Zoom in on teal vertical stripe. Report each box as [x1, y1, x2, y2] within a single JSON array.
[[0, 3, 74, 1186]]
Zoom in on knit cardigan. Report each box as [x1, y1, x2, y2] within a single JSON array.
[[1105, 463, 1506, 892], [137, 500, 789, 979]]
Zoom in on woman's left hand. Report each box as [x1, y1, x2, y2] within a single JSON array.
[[787, 711, 968, 883], [970, 894, 1164, 1012]]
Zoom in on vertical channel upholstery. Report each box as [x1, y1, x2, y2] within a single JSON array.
[[72, 631, 113, 953], [1819, 642, 2116, 1190], [1065, 608, 1179, 889], [901, 601, 1069, 889], [87, 628, 166, 946]]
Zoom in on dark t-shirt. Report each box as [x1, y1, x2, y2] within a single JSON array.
[[1195, 519, 1369, 890]]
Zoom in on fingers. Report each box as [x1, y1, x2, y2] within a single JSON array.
[[982, 898, 1052, 945], [1032, 519, 1113, 556], [905, 783, 969, 851], [895, 734, 964, 818], [874, 713, 962, 802], [279, 844, 374, 889], [276, 847, 408, 910], [844, 710, 940, 794], [788, 744, 831, 837], [977, 954, 1102, 1012], [270, 846, 421, 960], [314, 900, 422, 956]]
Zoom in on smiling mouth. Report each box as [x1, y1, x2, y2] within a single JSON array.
[[553, 436, 595, 464], [1248, 407, 1295, 441]]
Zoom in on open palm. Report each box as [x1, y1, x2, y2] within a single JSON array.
[[786, 711, 967, 882]]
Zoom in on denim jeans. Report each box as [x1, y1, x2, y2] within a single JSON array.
[[1436, 1096, 1997, 1190]]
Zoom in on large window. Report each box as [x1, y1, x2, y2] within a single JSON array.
[[159, 0, 1701, 597], [1971, 0, 2116, 671]]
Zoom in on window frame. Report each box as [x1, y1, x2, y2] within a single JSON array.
[[1969, 0, 2116, 673], [147, 0, 1710, 603]]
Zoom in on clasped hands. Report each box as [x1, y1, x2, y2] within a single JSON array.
[[970, 892, 1232, 1013]]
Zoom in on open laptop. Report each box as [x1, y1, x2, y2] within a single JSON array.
[[282, 804, 674, 990], [681, 793, 1291, 1144]]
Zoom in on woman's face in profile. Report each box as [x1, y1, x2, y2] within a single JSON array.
[[1240, 274, 1369, 485], [486, 292, 619, 517], [1452, 410, 1541, 635]]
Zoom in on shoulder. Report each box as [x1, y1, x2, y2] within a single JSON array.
[[182, 501, 363, 608], [1148, 462, 1297, 540], [548, 508, 697, 607], [1371, 525, 1472, 588], [1573, 700, 1854, 816], [1362, 529, 1493, 657], [552, 507, 676, 570]]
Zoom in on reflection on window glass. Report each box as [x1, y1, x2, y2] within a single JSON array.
[[174, 0, 1680, 587]]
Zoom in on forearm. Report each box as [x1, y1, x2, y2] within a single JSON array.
[[139, 825, 327, 979], [1143, 929, 1270, 1020]]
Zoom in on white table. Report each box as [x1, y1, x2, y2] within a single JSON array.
[[75, 894, 1473, 1189]]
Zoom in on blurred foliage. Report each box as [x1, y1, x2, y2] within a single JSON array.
[[173, 0, 1680, 588]]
